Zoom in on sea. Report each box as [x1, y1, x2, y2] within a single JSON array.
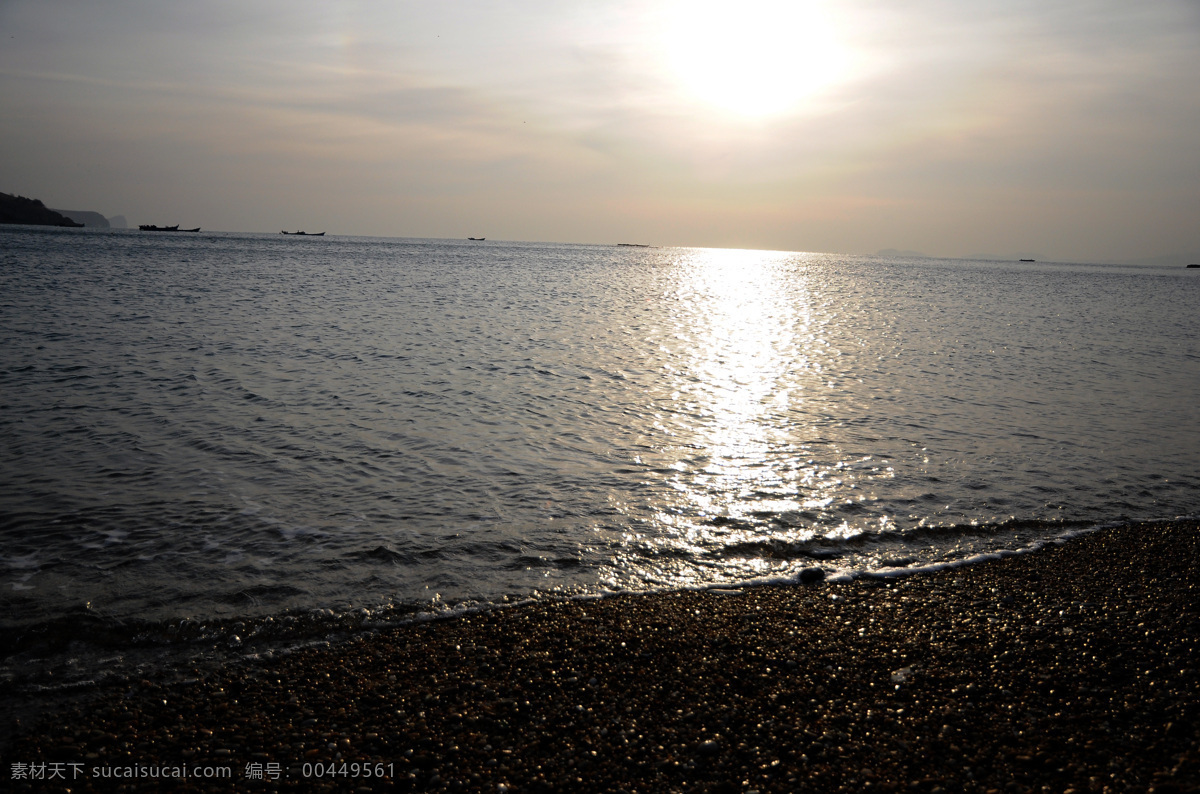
[[1, 225, 1197, 717]]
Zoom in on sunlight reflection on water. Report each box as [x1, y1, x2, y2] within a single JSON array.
[[616, 248, 887, 588], [668, 248, 809, 516]]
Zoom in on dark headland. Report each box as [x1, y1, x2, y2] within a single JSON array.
[[0, 193, 83, 227], [5, 520, 1197, 792]]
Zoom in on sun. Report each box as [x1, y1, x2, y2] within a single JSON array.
[[659, 0, 849, 120]]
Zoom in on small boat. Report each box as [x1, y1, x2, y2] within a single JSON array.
[[1019, 258, 1035, 262], [139, 224, 201, 232], [1188, 264, 1199, 268], [281, 231, 325, 236], [467, 237, 485, 241]]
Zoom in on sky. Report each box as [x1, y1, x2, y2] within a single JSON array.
[[2, 0, 1198, 262]]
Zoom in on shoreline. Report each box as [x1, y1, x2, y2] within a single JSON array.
[[5, 520, 1197, 792]]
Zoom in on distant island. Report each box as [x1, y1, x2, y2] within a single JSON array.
[[1, 192, 83, 227], [51, 208, 111, 228]]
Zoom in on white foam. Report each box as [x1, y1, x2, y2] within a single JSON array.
[[2, 553, 42, 570]]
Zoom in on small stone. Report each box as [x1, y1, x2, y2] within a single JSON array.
[[799, 568, 825, 585]]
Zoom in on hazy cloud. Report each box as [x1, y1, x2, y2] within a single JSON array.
[[1, 0, 1196, 259]]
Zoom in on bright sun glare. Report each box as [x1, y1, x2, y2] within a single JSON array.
[[660, 0, 849, 119]]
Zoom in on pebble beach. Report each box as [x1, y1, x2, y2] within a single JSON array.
[[5, 520, 1198, 792]]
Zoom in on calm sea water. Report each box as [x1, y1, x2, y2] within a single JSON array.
[[2, 225, 1197, 691]]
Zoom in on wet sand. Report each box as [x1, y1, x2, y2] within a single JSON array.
[[6, 520, 1198, 792]]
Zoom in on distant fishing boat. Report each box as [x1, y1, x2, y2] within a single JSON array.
[[139, 225, 200, 232], [1019, 258, 1035, 262], [467, 237, 485, 241], [281, 231, 325, 236]]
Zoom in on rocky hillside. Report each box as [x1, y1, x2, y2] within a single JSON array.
[[0, 192, 83, 227], [50, 208, 110, 228]]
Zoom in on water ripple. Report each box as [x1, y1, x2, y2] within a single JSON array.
[[0, 227, 1197, 647]]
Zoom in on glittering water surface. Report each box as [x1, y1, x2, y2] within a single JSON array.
[[1, 226, 1197, 675]]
